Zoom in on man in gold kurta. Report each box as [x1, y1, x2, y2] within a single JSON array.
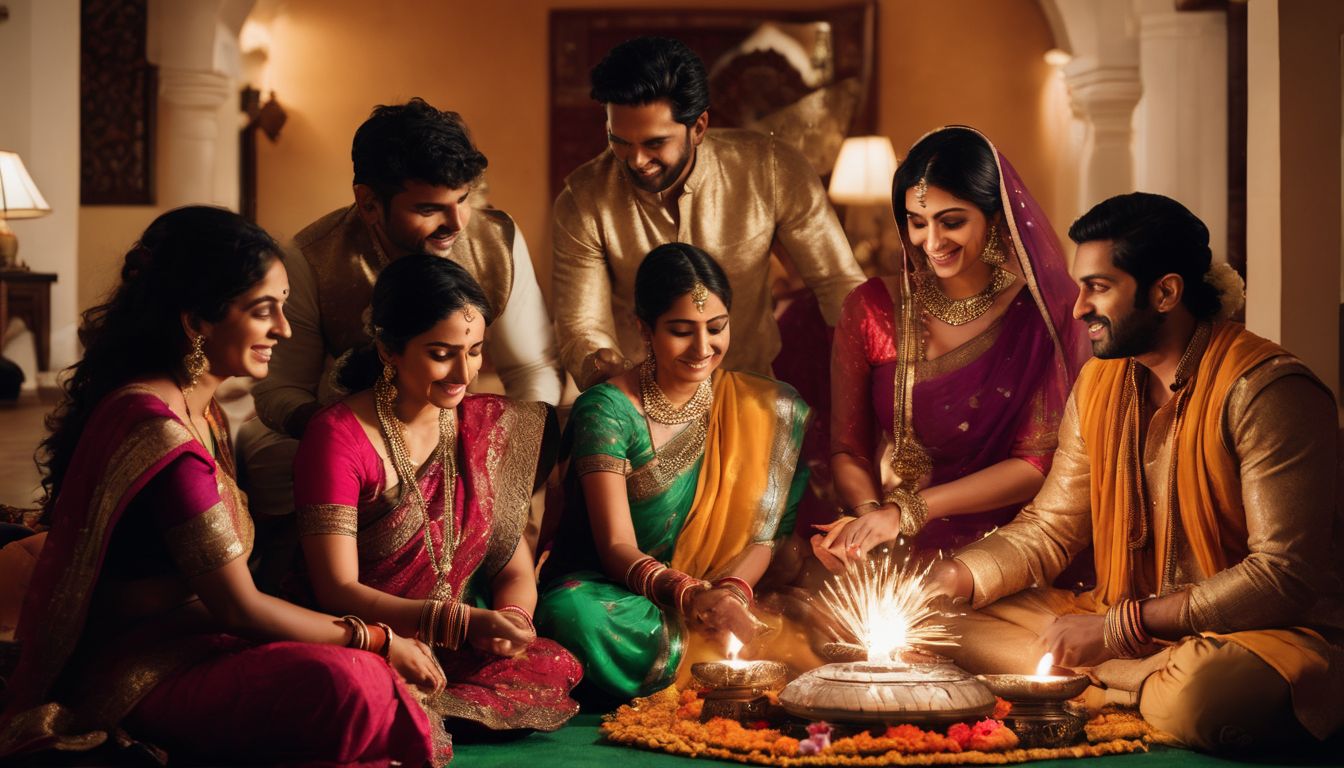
[[240, 99, 563, 524], [552, 36, 864, 390], [931, 193, 1344, 754]]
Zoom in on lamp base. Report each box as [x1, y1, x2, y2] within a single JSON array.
[[0, 227, 18, 269]]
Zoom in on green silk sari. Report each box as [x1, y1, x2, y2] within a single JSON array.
[[537, 371, 809, 699]]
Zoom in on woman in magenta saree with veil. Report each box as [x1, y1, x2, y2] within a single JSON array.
[[0, 208, 434, 765], [821, 126, 1090, 564], [293, 255, 581, 751]]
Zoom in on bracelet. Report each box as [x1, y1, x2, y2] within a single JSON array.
[[1103, 598, 1155, 659], [418, 599, 445, 647], [712, 576, 754, 607], [373, 622, 394, 659], [883, 487, 929, 537], [340, 615, 370, 651], [497, 604, 535, 633], [848, 500, 881, 517], [437, 602, 472, 651]]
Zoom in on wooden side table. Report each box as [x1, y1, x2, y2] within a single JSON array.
[[0, 270, 58, 371]]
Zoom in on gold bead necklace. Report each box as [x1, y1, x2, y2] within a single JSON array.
[[638, 358, 713, 424], [915, 265, 1017, 326]]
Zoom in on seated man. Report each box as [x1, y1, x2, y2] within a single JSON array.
[[930, 192, 1343, 754], [239, 99, 563, 528]]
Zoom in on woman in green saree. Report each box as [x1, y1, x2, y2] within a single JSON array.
[[536, 243, 811, 700]]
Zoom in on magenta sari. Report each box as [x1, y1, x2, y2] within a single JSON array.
[[831, 127, 1090, 553], [293, 394, 581, 744], [0, 385, 432, 765]]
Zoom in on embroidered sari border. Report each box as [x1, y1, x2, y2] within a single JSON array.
[[164, 501, 247, 579]]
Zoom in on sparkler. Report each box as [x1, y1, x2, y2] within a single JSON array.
[[818, 556, 958, 663]]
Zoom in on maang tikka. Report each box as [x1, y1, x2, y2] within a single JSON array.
[[691, 281, 709, 313]]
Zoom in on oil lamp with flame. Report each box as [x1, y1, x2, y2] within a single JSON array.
[[976, 653, 1089, 747], [690, 633, 788, 722], [779, 558, 995, 726]]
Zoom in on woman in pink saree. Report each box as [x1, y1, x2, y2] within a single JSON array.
[[0, 207, 437, 765], [820, 127, 1090, 564], [292, 255, 581, 751]]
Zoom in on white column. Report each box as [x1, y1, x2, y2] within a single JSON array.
[[1063, 64, 1142, 212], [1134, 7, 1228, 262], [157, 69, 233, 207]]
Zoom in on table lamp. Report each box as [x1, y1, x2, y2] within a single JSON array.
[[828, 136, 897, 270], [0, 151, 52, 270]]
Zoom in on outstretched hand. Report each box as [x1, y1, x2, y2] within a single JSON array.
[[1040, 613, 1113, 668], [688, 587, 760, 643], [467, 608, 536, 658]]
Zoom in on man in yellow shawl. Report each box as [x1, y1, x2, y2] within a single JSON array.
[[931, 193, 1343, 754]]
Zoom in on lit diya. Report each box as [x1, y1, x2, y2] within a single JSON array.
[[977, 653, 1089, 747], [690, 633, 788, 722], [780, 558, 995, 726]]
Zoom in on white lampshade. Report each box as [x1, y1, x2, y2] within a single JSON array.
[[0, 151, 52, 219], [828, 136, 898, 206]]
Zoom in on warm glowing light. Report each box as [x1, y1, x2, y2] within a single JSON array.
[[819, 557, 957, 664], [1043, 48, 1072, 68], [726, 633, 743, 660], [1035, 652, 1055, 678]]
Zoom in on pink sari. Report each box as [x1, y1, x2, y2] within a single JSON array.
[[831, 127, 1091, 553], [293, 394, 581, 738], [0, 385, 432, 765]]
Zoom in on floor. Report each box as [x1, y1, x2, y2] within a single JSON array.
[[0, 390, 55, 510]]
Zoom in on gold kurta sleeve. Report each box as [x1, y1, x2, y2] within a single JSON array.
[[768, 136, 864, 325], [552, 183, 625, 390], [1187, 364, 1344, 635], [955, 392, 1094, 608]]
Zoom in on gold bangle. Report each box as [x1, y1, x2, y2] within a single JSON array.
[[849, 500, 881, 517], [883, 487, 929, 537]]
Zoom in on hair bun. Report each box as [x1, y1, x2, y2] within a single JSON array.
[[1205, 262, 1245, 321]]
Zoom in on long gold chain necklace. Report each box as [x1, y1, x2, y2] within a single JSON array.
[[177, 384, 213, 455], [638, 359, 713, 424], [374, 376, 459, 589], [915, 265, 1017, 326]]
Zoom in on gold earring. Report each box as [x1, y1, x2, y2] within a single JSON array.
[[980, 225, 1006, 266], [182, 335, 210, 393], [375, 361, 398, 414]]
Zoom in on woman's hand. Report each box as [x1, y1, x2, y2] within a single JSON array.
[[824, 505, 903, 562], [466, 608, 536, 658], [688, 587, 758, 642], [387, 634, 446, 692], [809, 518, 852, 572], [1040, 614, 1113, 668]]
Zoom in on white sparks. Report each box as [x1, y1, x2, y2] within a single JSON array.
[[818, 556, 958, 663]]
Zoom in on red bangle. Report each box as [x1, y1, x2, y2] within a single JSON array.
[[712, 576, 754, 606], [371, 623, 393, 659], [497, 604, 535, 633]]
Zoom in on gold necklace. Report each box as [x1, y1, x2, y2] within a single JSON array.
[[638, 359, 713, 424], [374, 376, 459, 589], [177, 384, 213, 455], [915, 266, 1017, 326]]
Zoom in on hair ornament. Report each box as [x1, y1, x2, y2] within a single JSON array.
[[914, 159, 935, 209], [461, 303, 477, 323], [690, 281, 709, 313], [1205, 262, 1246, 321]]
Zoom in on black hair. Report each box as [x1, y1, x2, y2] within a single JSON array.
[[338, 255, 493, 392], [892, 127, 1002, 231], [38, 206, 281, 509], [1068, 192, 1220, 320], [634, 242, 732, 327], [351, 97, 488, 206], [589, 36, 710, 127]]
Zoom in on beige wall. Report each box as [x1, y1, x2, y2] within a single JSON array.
[[251, 0, 1062, 303]]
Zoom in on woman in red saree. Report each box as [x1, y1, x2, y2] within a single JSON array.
[[821, 127, 1091, 564], [292, 255, 581, 748], [0, 207, 438, 765]]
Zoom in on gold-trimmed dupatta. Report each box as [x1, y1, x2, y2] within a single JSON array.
[[670, 370, 809, 579]]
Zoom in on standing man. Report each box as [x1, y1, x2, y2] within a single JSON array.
[[552, 36, 864, 390], [241, 98, 563, 521], [931, 193, 1343, 754]]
